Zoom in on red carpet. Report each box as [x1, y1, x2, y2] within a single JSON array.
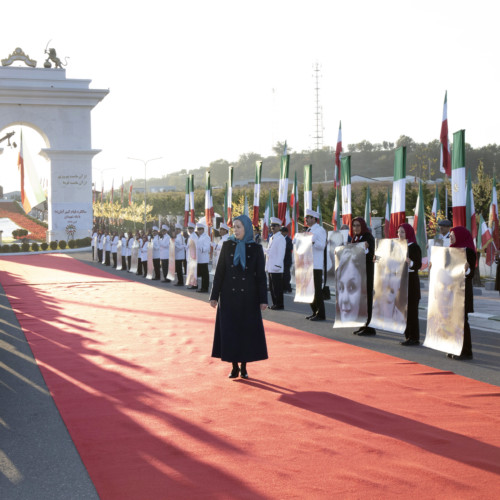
[[1, 254, 500, 499]]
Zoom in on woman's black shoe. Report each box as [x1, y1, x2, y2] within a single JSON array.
[[228, 366, 240, 378], [240, 368, 248, 379]]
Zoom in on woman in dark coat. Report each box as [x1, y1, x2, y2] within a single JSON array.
[[447, 226, 476, 360], [210, 214, 268, 379], [397, 223, 422, 345], [351, 217, 376, 336]]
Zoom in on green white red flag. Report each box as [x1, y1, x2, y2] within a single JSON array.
[[465, 169, 477, 242], [227, 166, 233, 227], [278, 151, 290, 224], [290, 171, 299, 238], [332, 185, 341, 230], [364, 185, 371, 227], [253, 161, 262, 226], [413, 181, 428, 268], [304, 164, 312, 213], [223, 183, 228, 223], [189, 174, 195, 223], [389, 146, 406, 238], [440, 91, 451, 176], [262, 191, 271, 240], [478, 214, 494, 265], [384, 188, 391, 238], [431, 185, 440, 218], [334, 121, 342, 189], [451, 130, 466, 227], [205, 171, 213, 226], [184, 176, 190, 226], [341, 156, 352, 230], [489, 177, 499, 250]]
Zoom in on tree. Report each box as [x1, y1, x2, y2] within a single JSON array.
[[272, 141, 292, 155]]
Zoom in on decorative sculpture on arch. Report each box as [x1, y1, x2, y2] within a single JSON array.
[[1, 48, 37, 67], [44, 47, 69, 69]]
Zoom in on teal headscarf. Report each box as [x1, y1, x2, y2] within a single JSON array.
[[228, 214, 254, 269]]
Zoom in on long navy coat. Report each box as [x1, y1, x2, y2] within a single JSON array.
[[210, 240, 268, 362]]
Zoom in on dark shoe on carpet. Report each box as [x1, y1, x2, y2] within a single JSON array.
[[196, 289, 208, 293], [309, 316, 325, 321], [450, 353, 473, 360], [187, 286, 198, 290], [305, 314, 316, 320], [271, 306, 284, 310], [357, 328, 376, 336], [174, 283, 183, 286], [240, 368, 248, 379], [400, 339, 420, 346], [228, 367, 240, 378]]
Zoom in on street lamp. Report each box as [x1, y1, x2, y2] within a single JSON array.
[[127, 157, 162, 231]]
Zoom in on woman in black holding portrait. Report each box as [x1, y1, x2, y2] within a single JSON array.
[[351, 217, 376, 336]]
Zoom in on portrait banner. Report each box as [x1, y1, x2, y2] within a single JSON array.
[[211, 237, 221, 275], [168, 239, 176, 280], [424, 246, 466, 355], [146, 242, 154, 280], [129, 241, 139, 273], [334, 243, 367, 329], [186, 238, 198, 287], [116, 241, 123, 270], [370, 238, 408, 334], [93, 236, 98, 261], [101, 242, 106, 265], [293, 233, 315, 303], [327, 231, 344, 281]]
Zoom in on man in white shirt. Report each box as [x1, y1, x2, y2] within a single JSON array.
[[436, 219, 452, 247], [151, 226, 161, 280], [265, 217, 286, 310], [196, 223, 211, 292], [160, 225, 171, 282], [174, 224, 186, 286], [305, 209, 327, 321]]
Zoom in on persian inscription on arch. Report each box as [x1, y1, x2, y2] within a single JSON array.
[[1, 48, 37, 67]]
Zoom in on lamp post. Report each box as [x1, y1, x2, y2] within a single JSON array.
[[127, 157, 162, 231]]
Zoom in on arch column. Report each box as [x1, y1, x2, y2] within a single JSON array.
[[41, 149, 101, 242]]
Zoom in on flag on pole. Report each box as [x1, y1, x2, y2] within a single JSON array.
[[413, 181, 428, 269], [431, 184, 440, 218], [384, 188, 391, 238], [389, 146, 407, 238], [290, 171, 299, 238], [184, 176, 190, 226], [451, 130, 467, 227], [205, 171, 213, 226], [445, 184, 449, 219], [478, 214, 494, 266], [17, 132, 47, 214], [285, 192, 292, 231], [364, 185, 371, 227], [332, 185, 341, 230], [304, 164, 312, 214], [227, 166, 233, 227], [278, 152, 290, 224], [341, 156, 352, 231], [489, 177, 499, 251], [253, 161, 262, 226], [223, 183, 228, 223], [189, 174, 195, 223], [262, 192, 271, 240], [334, 121, 342, 189], [465, 169, 477, 243], [440, 91, 452, 176], [129, 178, 133, 206]]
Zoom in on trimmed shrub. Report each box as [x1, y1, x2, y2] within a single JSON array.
[[10, 244, 20, 252], [49, 241, 58, 250], [1, 244, 10, 253], [31, 242, 40, 251], [21, 242, 30, 252], [59, 240, 67, 249], [12, 229, 28, 238], [75, 237, 92, 248], [68, 240, 76, 249], [41, 242, 48, 251]]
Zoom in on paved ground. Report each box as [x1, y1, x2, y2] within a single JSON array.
[[1, 250, 499, 499]]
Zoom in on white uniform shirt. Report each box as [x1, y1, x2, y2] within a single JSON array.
[[309, 222, 327, 270], [152, 234, 160, 259], [105, 235, 111, 252], [265, 231, 286, 273], [160, 233, 170, 260], [111, 236, 119, 253], [196, 233, 211, 264], [140, 239, 149, 260], [174, 233, 186, 260]]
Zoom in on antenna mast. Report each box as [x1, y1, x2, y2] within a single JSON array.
[[312, 63, 323, 151]]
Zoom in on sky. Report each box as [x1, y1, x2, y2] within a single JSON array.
[[1, 0, 499, 193]]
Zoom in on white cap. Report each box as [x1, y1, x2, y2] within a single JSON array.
[[187, 222, 196, 229], [175, 223, 182, 230], [152, 226, 159, 231], [270, 217, 282, 225], [161, 224, 168, 230], [219, 223, 230, 231], [305, 209, 320, 219], [196, 223, 205, 230]]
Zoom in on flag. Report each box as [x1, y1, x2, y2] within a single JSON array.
[[478, 214, 494, 266], [227, 166, 233, 227], [223, 183, 228, 223], [389, 146, 406, 238], [489, 177, 499, 251], [439, 91, 451, 176], [334, 121, 342, 189], [304, 164, 312, 213], [451, 130, 466, 227], [253, 161, 262, 226], [364, 185, 371, 227], [465, 169, 477, 243], [278, 153, 289, 224], [445, 184, 449, 219], [205, 171, 212, 226], [128, 178, 133, 206], [262, 192, 271, 240], [120, 177, 124, 205], [189, 174, 195, 223], [384, 188, 391, 238], [17, 131, 47, 213], [290, 171, 299, 238], [413, 181, 428, 269], [341, 156, 352, 231], [184, 176, 190, 226], [332, 185, 341, 230], [431, 184, 440, 218]]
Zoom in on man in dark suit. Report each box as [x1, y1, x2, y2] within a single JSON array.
[[280, 226, 293, 293]]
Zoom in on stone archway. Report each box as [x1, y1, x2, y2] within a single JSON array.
[[0, 54, 108, 241]]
